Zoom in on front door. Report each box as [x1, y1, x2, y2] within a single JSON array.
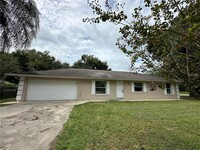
[[116, 81, 124, 99]]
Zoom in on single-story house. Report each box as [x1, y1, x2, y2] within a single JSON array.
[[6, 68, 180, 101]]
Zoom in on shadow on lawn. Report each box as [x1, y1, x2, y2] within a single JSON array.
[[180, 96, 200, 100]]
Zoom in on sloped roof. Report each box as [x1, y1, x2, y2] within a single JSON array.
[[7, 68, 179, 82]]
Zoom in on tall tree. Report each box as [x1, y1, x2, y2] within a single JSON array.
[[12, 50, 29, 72], [0, 50, 70, 81], [0, 0, 40, 52], [12, 49, 70, 71], [85, 0, 200, 98], [72, 54, 110, 70], [0, 52, 21, 78]]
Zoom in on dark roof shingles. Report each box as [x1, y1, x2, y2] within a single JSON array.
[[22, 68, 176, 82]]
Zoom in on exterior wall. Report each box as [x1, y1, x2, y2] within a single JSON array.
[[77, 80, 116, 100], [77, 80, 178, 100], [19, 77, 179, 101], [21, 78, 117, 101], [123, 81, 178, 100]]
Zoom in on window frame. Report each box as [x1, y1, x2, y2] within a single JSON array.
[[92, 81, 110, 95], [132, 82, 146, 92], [95, 81, 107, 95]]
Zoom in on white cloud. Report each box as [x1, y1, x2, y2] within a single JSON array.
[[31, 0, 145, 71]]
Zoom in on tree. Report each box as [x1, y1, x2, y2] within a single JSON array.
[[62, 62, 70, 69], [85, 0, 200, 98], [0, 52, 21, 78], [72, 54, 110, 70], [12, 50, 29, 72], [12, 49, 70, 71], [0, 49, 70, 81], [26, 50, 62, 71], [0, 0, 40, 52]]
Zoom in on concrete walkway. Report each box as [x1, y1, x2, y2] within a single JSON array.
[[0, 101, 77, 150]]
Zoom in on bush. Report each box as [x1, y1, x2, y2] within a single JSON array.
[[0, 81, 17, 89], [0, 81, 17, 99]]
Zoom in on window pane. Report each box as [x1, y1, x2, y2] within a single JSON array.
[[95, 81, 106, 94], [95, 81, 106, 88], [166, 83, 170, 89], [167, 88, 171, 94], [166, 83, 171, 94], [95, 88, 106, 94], [134, 83, 143, 91]]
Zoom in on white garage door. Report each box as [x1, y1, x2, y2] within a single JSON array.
[[26, 79, 77, 100]]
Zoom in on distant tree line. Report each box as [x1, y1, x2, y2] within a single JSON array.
[[73, 54, 110, 70], [0, 49, 110, 79]]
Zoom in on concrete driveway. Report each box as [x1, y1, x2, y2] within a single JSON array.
[[0, 101, 76, 150]]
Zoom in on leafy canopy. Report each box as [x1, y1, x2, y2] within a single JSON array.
[[0, 0, 40, 52], [72, 54, 110, 70], [85, 0, 200, 98], [0, 49, 70, 79]]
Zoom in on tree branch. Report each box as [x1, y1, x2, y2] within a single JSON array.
[[162, 29, 200, 48], [170, 0, 185, 16], [163, 44, 184, 77]]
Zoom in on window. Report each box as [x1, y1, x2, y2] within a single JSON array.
[[166, 83, 171, 94], [132, 82, 147, 92], [134, 82, 143, 92], [92, 81, 110, 95], [95, 81, 106, 94], [165, 83, 173, 94]]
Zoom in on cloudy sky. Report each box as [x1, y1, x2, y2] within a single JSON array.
[[32, 0, 144, 71]]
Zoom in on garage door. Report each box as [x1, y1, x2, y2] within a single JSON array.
[[26, 79, 77, 100]]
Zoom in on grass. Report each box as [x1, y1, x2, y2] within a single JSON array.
[[55, 101, 200, 150], [0, 98, 15, 107], [179, 91, 189, 94]]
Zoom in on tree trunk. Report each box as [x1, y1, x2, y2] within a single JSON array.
[[188, 84, 200, 99]]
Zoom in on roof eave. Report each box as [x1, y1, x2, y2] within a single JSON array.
[[5, 73, 180, 83]]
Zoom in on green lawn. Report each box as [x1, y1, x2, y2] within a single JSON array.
[[0, 98, 15, 107], [55, 101, 200, 150], [179, 91, 189, 94]]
